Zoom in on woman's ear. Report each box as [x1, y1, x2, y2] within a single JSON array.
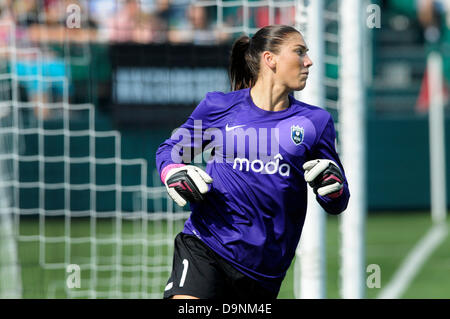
[[262, 51, 276, 70]]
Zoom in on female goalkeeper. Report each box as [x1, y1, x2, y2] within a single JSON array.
[[156, 25, 350, 299]]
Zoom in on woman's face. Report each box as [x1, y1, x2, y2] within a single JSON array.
[[273, 32, 313, 91]]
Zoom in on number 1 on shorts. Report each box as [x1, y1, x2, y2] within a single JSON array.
[[179, 259, 189, 287]]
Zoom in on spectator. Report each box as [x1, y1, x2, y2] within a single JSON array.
[[107, 0, 154, 43], [26, 0, 98, 43], [417, 0, 450, 45], [88, 0, 118, 41], [252, 5, 296, 29], [0, 0, 14, 46], [0, 0, 39, 46], [168, 2, 229, 44], [187, 4, 217, 44], [416, 0, 450, 111], [149, 0, 170, 43]]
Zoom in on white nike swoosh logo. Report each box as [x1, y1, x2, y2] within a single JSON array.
[[225, 124, 246, 131]]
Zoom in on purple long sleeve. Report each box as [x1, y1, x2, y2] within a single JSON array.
[[155, 88, 350, 293], [313, 117, 350, 214]]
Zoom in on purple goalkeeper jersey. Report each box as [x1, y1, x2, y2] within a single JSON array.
[[156, 88, 350, 293]]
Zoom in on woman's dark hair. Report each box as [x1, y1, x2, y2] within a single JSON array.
[[229, 25, 300, 91]]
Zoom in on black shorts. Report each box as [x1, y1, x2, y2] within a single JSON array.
[[163, 232, 278, 300]]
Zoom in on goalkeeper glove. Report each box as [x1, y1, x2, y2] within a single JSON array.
[[303, 159, 344, 198], [163, 165, 213, 207]]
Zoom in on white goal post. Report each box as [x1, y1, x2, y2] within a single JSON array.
[[338, 0, 367, 299], [294, 0, 327, 299], [427, 51, 447, 225]]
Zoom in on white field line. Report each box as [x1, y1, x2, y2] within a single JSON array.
[[378, 223, 448, 299]]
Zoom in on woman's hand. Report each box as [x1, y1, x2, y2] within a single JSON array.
[[303, 159, 344, 198], [163, 165, 213, 207]]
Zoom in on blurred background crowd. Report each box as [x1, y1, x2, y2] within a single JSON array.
[[0, 0, 448, 114], [0, 0, 296, 45]]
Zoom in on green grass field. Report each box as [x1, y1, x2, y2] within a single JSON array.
[[279, 212, 450, 299], [14, 211, 450, 298]]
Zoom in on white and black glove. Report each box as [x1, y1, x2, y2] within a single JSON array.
[[164, 165, 213, 207], [303, 159, 344, 198]]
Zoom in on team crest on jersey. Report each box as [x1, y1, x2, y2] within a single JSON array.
[[291, 125, 304, 145]]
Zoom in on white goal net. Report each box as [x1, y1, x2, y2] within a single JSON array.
[[0, 20, 187, 298]]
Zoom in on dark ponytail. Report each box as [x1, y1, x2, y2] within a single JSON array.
[[229, 35, 254, 91], [228, 25, 301, 91]]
